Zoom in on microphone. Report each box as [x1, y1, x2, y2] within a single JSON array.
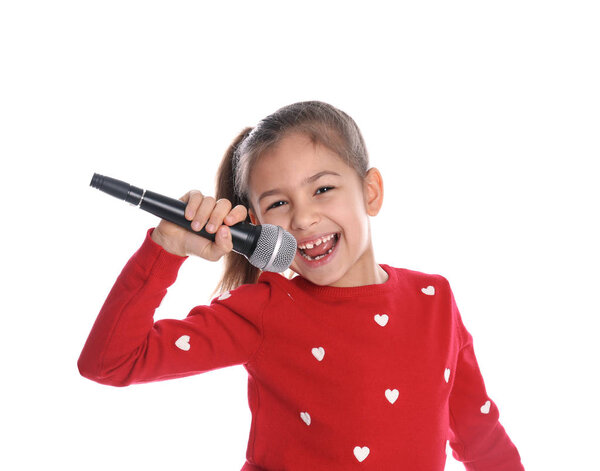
[[89, 173, 297, 273]]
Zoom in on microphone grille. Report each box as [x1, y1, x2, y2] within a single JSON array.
[[248, 224, 297, 273]]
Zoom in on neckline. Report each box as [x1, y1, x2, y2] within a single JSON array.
[[288, 264, 397, 298]]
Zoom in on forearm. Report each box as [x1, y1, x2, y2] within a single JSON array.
[[78, 228, 187, 385]]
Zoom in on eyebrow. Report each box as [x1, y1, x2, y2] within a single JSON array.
[[257, 170, 341, 203]]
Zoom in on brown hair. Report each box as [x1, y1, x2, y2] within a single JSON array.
[[214, 100, 370, 295]]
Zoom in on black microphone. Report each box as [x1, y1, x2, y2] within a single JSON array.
[[90, 173, 297, 273]]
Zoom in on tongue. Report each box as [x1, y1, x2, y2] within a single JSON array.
[[303, 236, 336, 258]]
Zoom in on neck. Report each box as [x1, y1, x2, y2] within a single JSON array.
[[324, 236, 388, 287], [329, 261, 389, 288]]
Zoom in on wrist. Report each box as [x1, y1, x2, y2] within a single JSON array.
[[151, 228, 187, 257]]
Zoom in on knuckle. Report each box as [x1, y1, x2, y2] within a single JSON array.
[[216, 198, 232, 208], [215, 200, 231, 215], [208, 200, 232, 226], [203, 196, 216, 206], [188, 190, 202, 202], [218, 227, 232, 248], [235, 204, 248, 215], [192, 194, 205, 206], [198, 197, 215, 214]]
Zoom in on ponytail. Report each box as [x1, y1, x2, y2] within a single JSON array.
[[213, 126, 261, 295]]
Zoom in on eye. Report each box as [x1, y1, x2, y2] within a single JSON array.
[[266, 200, 287, 211], [315, 186, 335, 195]]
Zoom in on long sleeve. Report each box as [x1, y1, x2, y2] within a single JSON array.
[[447, 289, 525, 470], [78, 228, 268, 387]]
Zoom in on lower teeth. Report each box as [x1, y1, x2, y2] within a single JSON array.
[[301, 245, 335, 261]]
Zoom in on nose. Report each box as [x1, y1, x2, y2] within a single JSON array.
[[290, 200, 319, 232]]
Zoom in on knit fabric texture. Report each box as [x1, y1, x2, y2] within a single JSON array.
[[79, 229, 524, 470]]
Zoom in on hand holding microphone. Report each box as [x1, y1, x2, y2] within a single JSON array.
[[151, 189, 247, 260], [90, 174, 297, 272]]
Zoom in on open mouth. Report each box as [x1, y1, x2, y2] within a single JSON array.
[[297, 233, 340, 262]]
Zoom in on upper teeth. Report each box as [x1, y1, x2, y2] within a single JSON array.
[[298, 233, 336, 250]]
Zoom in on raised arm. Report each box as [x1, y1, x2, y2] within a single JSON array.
[[78, 228, 269, 386]]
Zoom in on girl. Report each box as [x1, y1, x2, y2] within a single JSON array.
[[78, 101, 524, 470]]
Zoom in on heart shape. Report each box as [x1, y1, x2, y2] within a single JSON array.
[[421, 285, 435, 296], [218, 291, 231, 301], [374, 314, 389, 327], [311, 347, 325, 361], [480, 400, 491, 414], [175, 335, 191, 351], [444, 368, 451, 383], [385, 389, 399, 404], [300, 411, 311, 426], [353, 446, 370, 462]]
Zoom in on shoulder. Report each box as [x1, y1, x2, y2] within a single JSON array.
[[256, 271, 298, 301], [208, 271, 295, 308], [382, 264, 451, 292], [385, 265, 470, 344]]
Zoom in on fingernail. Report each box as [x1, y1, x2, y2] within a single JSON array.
[[205, 223, 216, 233], [192, 221, 201, 231]]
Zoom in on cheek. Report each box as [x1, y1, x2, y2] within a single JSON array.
[[327, 193, 365, 224], [330, 201, 370, 245], [259, 210, 289, 229]]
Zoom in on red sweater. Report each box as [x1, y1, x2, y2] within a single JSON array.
[[78, 229, 524, 470]]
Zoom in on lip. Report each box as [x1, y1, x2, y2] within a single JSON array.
[[295, 232, 340, 268]]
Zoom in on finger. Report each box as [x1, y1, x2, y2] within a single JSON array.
[[196, 225, 232, 262], [205, 199, 232, 234], [212, 225, 233, 257], [183, 190, 204, 221], [191, 195, 216, 231], [224, 204, 249, 226]]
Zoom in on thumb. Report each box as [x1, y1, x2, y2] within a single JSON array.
[[203, 225, 234, 261]]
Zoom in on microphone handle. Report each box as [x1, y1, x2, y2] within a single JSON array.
[[141, 190, 215, 240], [139, 190, 259, 257], [90, 173, 259, 257]]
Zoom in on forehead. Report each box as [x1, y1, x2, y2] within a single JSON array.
[[248, 132, 351, 193]]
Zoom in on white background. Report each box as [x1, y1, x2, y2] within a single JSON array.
[[1, 1, 598, 469]]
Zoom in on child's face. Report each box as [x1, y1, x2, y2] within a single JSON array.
[[247, 132, 384, 287]]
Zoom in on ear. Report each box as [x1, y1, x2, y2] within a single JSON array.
[[248, 207, 259, 225], [363, 167, 384, 216]]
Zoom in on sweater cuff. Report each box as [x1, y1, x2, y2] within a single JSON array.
[[131, 228, 188, 280]]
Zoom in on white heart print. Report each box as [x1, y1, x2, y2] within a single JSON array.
[[218, 291, 231, 301], [444, 368, 451, 383], [354, 446, 370, 462], [421, 285, 435, 296], [300, 412, 311, 426], [311, 347, 325, 362], [385, 389, 399, 404], [480, 400, 491, 414], [175, 335, 191, 351], [374, 314, 389, 327]]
